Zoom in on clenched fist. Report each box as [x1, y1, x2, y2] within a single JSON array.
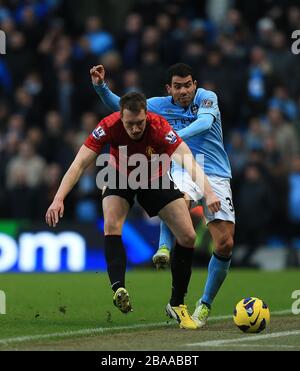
[[90, 65, 105, 85]]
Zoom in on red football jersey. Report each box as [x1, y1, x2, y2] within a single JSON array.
[[84, 112, 182, 179]]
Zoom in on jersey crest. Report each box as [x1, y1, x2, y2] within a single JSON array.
[[201, 99, 213, 108], [146, 146, 156, 157]]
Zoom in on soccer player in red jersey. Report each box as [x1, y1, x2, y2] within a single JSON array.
[[45, 92, 220, 329]]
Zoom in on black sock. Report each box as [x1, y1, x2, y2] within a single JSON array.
[[170, 243, 194, 306], [104, 235, 127, 292]]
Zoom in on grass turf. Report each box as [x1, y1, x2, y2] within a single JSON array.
[[0, 269, 299, 350]]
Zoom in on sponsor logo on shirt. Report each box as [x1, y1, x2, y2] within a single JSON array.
[[201, 99, 213, 108], [165, 131, 178, 144], [92, 126, 106, 140]]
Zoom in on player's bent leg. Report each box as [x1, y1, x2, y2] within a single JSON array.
[[159, 198, 196, 246], [165, 246, 198, 330], [103, 195, 130, 236], [192, 220, 235, 327], [152, 221, 174, 269], [153, 195, 192, 269], [159, 199, 198, 329], [208, 220, 235, 258], [102, 195, 133, 311]]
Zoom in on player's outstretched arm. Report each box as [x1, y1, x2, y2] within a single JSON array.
[[171, 142, 221, 213], [176, 114, 214, 140], [177, 91, 218, 140], [45, 145, 97, 228], [90, 64, 121, 112]]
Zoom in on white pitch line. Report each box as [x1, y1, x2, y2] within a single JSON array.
[[0, 322, 174, 345], [0, 309, 293, 346], [216, 344, 299, 349], [208, 309, 291, 322], [187, 330, 300, 348]]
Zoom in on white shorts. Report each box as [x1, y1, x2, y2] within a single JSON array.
[[171, 169, 235, 225]]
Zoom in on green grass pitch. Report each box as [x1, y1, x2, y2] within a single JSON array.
[[0, 269, 300, 350]]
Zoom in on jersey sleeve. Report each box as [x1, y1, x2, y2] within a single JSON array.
[[158, 117, 183, 156], [147, 97, 163, 114], [93, 82, 120, 112], [176, 114, 214, 139], [197, 90, 219, 119], [84, 120, 111, 154]]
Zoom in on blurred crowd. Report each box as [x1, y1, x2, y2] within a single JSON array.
[[0, 0, 300, 251]]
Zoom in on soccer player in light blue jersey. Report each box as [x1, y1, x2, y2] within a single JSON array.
[[90, 63, 235, 328]]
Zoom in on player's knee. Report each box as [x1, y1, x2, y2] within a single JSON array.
[[177, 230, 196, 248], [104, 223, 123, 235], [104, 214, 123, 235], [215, 235, 234, 257]]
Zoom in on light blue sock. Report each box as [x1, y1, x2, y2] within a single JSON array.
[[200, 253, 231, 307], [159, 221, 175, 251]]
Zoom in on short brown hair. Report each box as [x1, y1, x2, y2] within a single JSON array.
[[120, 92, 147, 113]]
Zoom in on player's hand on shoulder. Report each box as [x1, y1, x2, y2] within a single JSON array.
[[45, 198, 65, 228], [90, 65, 105, 85], [205, 192, 221, 214]]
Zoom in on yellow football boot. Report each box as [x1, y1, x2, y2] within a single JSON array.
[[166, 303, 199, 329]]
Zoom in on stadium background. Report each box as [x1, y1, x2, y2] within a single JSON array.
[[0, 0, 300, 274]]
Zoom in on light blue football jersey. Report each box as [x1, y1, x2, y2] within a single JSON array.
[[147, 88, 232, 178]]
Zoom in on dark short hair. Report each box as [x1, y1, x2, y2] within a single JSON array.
[[120, 92, 147, 113], [166, 63, 195, 85]]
